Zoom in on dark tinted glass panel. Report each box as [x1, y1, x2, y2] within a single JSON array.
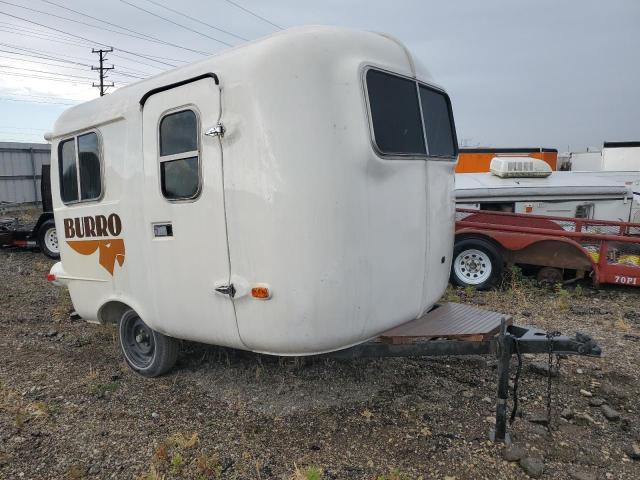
[[160, 110, 198, 156], [58, 138, 78, 203], [366, 69, 425, 155], [161, 157, 199, 199], [78, 132, 101, 200], [419, 86, 456, 158]]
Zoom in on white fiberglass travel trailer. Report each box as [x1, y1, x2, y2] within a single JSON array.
[[46, 26, 458, 376], [456, 158, 640, 223]]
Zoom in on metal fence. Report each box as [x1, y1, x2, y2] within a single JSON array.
[[0, 141, 51, 206]]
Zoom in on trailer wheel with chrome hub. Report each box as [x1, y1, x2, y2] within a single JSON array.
[[451, 237, 503, 290], [118, 310, 179, 377]]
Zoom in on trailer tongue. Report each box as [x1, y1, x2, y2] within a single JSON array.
[[331, 302, 601, 443]]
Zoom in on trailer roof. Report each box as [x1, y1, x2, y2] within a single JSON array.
[[455, 171, 633, 200], [49, 26, 431, 139], [458, 147, 558, 154]]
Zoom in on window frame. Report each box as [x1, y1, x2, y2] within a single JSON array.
[[57, 129, 104, 205], [157, 106, 202, 202], [362, 66, 459, 161]]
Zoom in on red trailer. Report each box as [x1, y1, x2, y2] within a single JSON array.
[[452, 208, 640, 289]]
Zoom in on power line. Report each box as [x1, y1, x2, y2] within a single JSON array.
[[0, 25, 93, 47], [0, 20, 82, 41], [0, 92, 79, 103], [38, 0, 212, 56], [0, 24, 179, 69], [0, 10, 178, 67], [118, 0, 234, 47], [0, 0, 209, 56], [0, 64, 96, 80], [222, 0, 283, 30], [0, 46, 154, 77], [140, 0, 248, 41], [0, 69, 128, 85], [0, 45, 143, 81], [109, 52, 166, 72], [0, 22, 187, 67], [0, 42, 95, 66], [0, 54, 91, 72]]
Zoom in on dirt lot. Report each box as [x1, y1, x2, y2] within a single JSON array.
[[1, 223, 639, 479]]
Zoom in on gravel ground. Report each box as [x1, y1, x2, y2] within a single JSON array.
[[1, 212, 639, 479]]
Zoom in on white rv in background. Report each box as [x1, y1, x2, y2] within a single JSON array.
[[601, 141, 640, 171], [567, 148, 603, 171], [456, 158, 640, 223], [46, 26, 459, 376], [568, 141, 640, 172]]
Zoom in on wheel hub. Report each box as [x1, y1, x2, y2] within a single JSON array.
[[45, 228, 59, 252], [454, 248, 492, 285], [122, 316, 155, 367]]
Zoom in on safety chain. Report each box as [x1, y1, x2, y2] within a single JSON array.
[[509, 338, 522, 423], [546, 331, 562, 432]]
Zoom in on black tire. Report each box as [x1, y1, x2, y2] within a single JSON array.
[[118, 310, 179, 377], [450, 237, 503, 290], [37, 219, 60, 259]]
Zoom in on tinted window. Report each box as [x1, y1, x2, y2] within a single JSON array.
[[159, 109, 200, 200], [161, 157, 199, 199], [59, 138, 78, 203], [78, 132, 101, 200], [419, 86, 456, 157], [160, 110, 198, 156], [366, 69, 426, 155]]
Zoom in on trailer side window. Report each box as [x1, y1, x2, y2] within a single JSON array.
[[159, 110, 200, 200], [58, 132, 102, 203], [419, 85, 457, 158], [78, 133, 101, 200], [366, 69, 426, 155], [59, 139, 78, 203]]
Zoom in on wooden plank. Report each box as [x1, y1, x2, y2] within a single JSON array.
[[378, 303, 511, 345]]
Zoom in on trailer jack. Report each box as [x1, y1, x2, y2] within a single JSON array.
[[491, 320, 601, 442]]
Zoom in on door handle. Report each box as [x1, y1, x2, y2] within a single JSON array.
[[205, 123, 225, 138], [214, 284, 235, 298]]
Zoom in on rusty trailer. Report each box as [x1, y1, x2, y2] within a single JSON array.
[[453, 208, 640, 289], [332, 302, 601, 442]]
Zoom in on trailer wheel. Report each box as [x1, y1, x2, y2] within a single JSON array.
[[118, 310, 179, 377], [37, 219, 60, 259], [451, 238, 503, 290]]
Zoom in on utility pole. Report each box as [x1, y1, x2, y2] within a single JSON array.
[[92, 48, 114, 96]]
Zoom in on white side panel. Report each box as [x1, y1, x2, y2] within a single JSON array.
[[602, 146, 640, 171], [421, 160, 456, 315], [51, 120, 132, 322], [224, 31, 430, 354]]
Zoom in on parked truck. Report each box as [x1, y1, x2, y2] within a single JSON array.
[[0, 164, 59, 258]]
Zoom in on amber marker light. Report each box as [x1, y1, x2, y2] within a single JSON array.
[[251, 285, 271, 299]]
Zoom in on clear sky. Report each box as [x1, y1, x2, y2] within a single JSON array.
[[0, 0, 638, 151]]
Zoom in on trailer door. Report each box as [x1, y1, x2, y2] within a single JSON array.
[[141, 76, 238, 346]]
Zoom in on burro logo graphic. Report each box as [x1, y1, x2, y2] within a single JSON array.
[[63, 213, 125, 275]]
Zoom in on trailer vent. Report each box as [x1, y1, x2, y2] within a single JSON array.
[[490, 157, 552, 178]]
